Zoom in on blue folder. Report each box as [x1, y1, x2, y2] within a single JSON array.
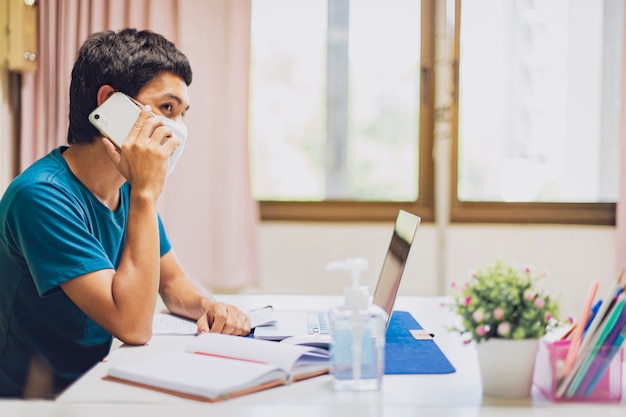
[[385, 310, 456, 374]]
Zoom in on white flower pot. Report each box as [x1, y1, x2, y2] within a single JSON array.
[[476, 338, 539, 398]]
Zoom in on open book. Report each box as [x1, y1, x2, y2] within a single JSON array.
[[103, 333, 329, 402]]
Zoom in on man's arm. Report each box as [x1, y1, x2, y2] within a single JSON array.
[[60, 106, 179, 345], [59, 193, 159, 345], [158, 250, 251, 336]]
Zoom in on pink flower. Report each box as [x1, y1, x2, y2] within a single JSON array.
[[524, 267, 531, 274], [493, 307, 505, 320], [534, 298, 545, 308], [524, 290, 535, 301], [450, 281, 457, 289], [472, 310, 484, 323], [544, 312, 552, 321], [497, 322, 511, 336], [464, 296, 471, 307], [476, 326, 487, 336]]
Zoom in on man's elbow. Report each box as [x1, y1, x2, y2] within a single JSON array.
[[114, 326, 153, 345]]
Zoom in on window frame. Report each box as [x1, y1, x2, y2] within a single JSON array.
[[449, 0, 616, 226], [257, 0, 436, 223]]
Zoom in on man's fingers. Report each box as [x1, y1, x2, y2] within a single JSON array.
[[238, 315, 251, 336], [207, 304, 228, 334], [126, 106, 153, 140], [201, 303, 252, 336], [196, 313, 210, 334]]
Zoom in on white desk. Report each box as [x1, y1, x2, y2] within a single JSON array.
[[2, 295, 625, 416]]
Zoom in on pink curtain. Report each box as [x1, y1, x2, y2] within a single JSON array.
[[20, 0, 260, 290]]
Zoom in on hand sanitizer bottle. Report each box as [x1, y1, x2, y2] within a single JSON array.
[[327, 257, 387, 391]]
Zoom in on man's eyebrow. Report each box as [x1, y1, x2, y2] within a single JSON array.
[[163, 93, 190, 111]]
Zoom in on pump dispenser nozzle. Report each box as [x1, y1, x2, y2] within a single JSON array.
[[326, 257, 369, 311]]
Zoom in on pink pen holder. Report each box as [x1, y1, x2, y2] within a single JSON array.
[[533, 338, 623, 402]]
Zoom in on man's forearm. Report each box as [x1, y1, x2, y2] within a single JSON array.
[[111, 192, 160, 342], [160, 275, 215, 320]]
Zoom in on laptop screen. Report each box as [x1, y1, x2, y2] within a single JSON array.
[[372, 210, 421, 323]]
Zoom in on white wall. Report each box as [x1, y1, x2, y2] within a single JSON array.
[[251, 221, 616, 321]]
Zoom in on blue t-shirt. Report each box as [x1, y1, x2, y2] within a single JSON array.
[[0, 147, 172, 397]]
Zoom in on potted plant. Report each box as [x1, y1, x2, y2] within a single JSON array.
[[449, 260, 561, 398]]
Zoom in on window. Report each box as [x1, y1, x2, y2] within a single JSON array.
[[452, 0, 622, 224], [249, 0, 617, 225], [249, 0, 435, 221]]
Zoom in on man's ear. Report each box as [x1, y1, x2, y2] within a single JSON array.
[[96, 85, 116, 106]]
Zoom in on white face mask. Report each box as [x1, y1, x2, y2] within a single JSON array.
[[156, 115, 188, 175]]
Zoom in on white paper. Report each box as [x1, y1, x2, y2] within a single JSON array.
[[249, 306, 277, 328], [152, 313, 197, 335]]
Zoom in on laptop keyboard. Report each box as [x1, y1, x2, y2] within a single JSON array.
[[307, 311, 330, 335]]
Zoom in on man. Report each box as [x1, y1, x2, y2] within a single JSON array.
[[0, 28, 251, 397]]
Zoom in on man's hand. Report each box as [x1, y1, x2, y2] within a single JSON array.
[[197, 301, 251, 336], [102, 105, 180, 201]]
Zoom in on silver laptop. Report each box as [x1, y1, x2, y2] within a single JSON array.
[[253, 210, 421, 341]]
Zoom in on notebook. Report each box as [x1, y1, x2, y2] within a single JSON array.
[[253, 209, 421, 341]]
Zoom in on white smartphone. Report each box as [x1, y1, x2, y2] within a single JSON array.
[[88, 92, 142, 149]]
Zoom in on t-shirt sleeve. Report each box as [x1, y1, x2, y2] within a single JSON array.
[[7, 182, 114, 296], [158, 214, 172, 256]]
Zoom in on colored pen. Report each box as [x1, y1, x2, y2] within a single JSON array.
[[566, 297, 625, 397], [560, 299, 602, 342], [583, 300, 602, 334], [556, 272, 624, 398], [576, 306, 626, 396], [562, 280, 598, 377], [584, 322, 626, 396]]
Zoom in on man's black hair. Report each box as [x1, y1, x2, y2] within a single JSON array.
[[67, 28, 192, 144]]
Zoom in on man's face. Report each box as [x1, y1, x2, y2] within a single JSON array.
[[135, 72, 190, 123]]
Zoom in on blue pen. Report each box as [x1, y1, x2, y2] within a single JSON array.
[[583, 300, 603, 334], [586, 287, 623, 333], [583, 288, 624, 337]]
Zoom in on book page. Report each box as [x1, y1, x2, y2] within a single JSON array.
[[106, 351, 287, 401], [185, 333, 329, 377]]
